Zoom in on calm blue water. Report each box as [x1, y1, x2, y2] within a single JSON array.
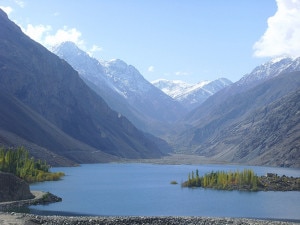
[[30, 163, 300, 220]]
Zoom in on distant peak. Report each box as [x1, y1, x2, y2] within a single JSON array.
[[53, 41, 79, 51], [151, 79, 191, 86], [196, 80, 211, 86], [216, 77, 233, 84], [52, 41, 88, 59], [109, 58, 126, 64], [104, 59, 128, 69], [269, 56, 292, 64], [151, 78, 169, 83], [60, 41, 78, 47]]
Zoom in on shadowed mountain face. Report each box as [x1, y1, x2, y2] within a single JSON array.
[[0, 89, 119, 166], [217, 89, 300, 168], [0, 9, 164, 164], [174, 71, 300, 167]]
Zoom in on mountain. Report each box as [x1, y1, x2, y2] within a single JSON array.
[[152, 78, 232, 110], [194, 86, 300, 168], [186, 57, 300, 124], [53, 42, 186, 136], [0, 89, 117, 166], [0, 9, 164, 164], [237, 57, 300, 87], [174, 65, 300, 167]]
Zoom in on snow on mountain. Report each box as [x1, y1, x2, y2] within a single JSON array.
[[237, 56, 300, 86], [151, 79, 193, 98], [52, 42, 115, 90], [53, 42, 186, 134], [152, 78, 232, 110], [103, 59, 152, 98]]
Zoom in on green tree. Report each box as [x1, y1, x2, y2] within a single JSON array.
[[0, 147, 64, 183]]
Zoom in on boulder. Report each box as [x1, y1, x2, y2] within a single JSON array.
[[0, 172, 34, 202]]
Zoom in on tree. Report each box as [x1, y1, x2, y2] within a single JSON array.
[[183, 168, 260, 191], [0, 147, 64, 183]]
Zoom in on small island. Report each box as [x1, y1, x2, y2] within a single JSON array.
[[182, 169, 300, 191]]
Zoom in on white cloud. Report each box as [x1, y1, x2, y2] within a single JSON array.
[[0, 6, 13, 15], [14, 0, 25, 8], [44, 26, 84, 47], [253, 0, 300, 58], [87, 45, 103, 57], [148, 66, 155, 72], [90, 45, 103, 52], [22, 24, 85, 49], [23, 24, 52, 43], [21, 22, 103, 58]]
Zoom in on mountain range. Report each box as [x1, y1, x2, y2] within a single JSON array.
[[0, 9, 165, 165], [0, 8, 299, 167], [152, 78, 232, 110], [173, 58, 300, 167], [53, 42, 185, 136]]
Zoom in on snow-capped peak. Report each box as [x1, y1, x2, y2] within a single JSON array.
[[270, 56, 291, 64], [152, 78, 232, 110], [238, 56, 300, 86]]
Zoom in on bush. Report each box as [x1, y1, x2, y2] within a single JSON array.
[[0, 147, 64, 183]]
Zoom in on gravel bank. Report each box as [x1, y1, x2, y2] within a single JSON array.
[[1, 213, 299, 225]]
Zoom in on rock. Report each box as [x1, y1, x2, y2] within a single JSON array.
[[32, 192, 62, 205], [0, 172, 34, 202]]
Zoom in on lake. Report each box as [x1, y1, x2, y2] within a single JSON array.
[[30, 163, 300, 220]]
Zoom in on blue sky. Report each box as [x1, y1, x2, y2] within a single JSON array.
[[1, 0, 299, 84]]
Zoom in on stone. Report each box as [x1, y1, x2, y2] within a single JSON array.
[[0, 172, 34, 202]]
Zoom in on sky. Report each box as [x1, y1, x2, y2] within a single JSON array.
[[1, 0, 300, 84]]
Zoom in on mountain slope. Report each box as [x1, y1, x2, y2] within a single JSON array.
[[53, 42, 186, 135], [174, 70, 300, 167], [0, 89, 117, 166], [198, 88, 300, 168], [186, 57, 300, 124], [0, 9, 163, 161], [52, 42, 150, 132], [152, 78, 232, 110], [238, 57, 300, 87]]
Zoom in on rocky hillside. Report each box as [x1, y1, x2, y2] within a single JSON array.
[[174, 71, 300, 167], [0, 172, 34, 202], [238, 57, 300, 87], [53, 42, 185, 136], [0, 89, 104, 166], [0, 9, 164, 164], [195, 84, 300, 167]]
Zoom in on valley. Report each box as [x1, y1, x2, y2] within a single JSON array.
[[0, 8, 299, 169]]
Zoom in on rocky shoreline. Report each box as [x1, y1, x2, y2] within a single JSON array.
[[1, 213, 300, 225], [0, 191, 61, 212]]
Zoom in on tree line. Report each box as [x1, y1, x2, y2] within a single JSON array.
[[182, 169, 259, 191], [0, 147, 64, 183]]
